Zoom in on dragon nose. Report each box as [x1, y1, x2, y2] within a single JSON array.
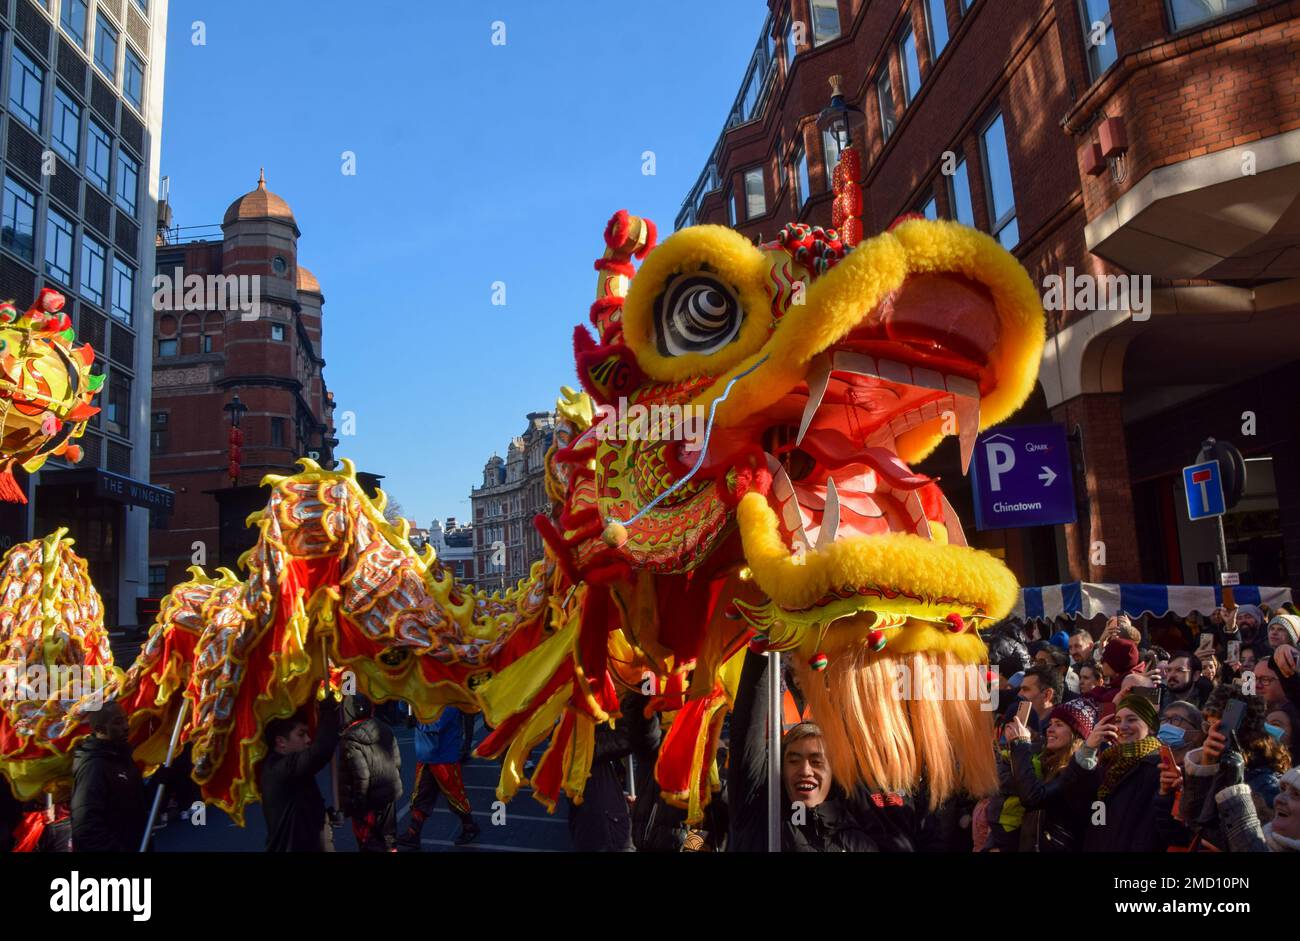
[[881, 273, 1000, 367]]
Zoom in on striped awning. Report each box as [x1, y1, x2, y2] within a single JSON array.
[[1012, 583, 1294, 623]]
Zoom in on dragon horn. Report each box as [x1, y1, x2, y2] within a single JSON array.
[[590, 211, 656, 344]]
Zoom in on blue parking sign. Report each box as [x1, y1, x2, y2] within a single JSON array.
[[970, 424, 1077, 531], [1183, 460, 1226, 520]]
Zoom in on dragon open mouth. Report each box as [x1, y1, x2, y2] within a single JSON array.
[[733, 272, 1018, 625]]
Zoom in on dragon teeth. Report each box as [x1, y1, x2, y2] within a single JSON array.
[[796, 354, 832, 446], [954, 395, 980, 476], [940, 493, 968, 547], [817, 477, 840, 551]]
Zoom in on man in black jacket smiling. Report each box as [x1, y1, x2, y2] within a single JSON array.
[[728, 649, 929, 852], [259, 702, 341, 852], [70, 700, 148, 852]]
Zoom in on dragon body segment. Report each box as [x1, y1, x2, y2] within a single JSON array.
[[1, 212, 1045, 828]]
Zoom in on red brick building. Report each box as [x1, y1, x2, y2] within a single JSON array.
[[148, 172, 337, 594], [679, 0, 1300, 591]]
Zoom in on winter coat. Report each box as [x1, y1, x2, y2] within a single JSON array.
[[339, 717, 402, 815], [569, 693, 660, 852], [1061, 744, 1165, 852], [259, 705, 340, 852], [70, 735, 148, 852], [414, 707, 464, 765], [1003, 740, 1089, 852]]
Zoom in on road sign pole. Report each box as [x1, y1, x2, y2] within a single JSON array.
[[1216, 516, 1229, 576], [767, 650, 782, 853]]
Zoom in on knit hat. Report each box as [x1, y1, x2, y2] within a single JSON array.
[[1116, 693, 1159, 732], [1049, 697, 1097, 740], [1268, 613, 1300, 646], [1049, 630, 1070, 651], [1102, 636, 1140, 675]]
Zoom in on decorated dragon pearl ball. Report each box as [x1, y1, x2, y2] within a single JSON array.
[[868, 629, 886, 652], [809, 652, 829, 672], [601, 520, 628, 548]]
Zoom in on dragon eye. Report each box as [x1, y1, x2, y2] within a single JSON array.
[[654, 273, 742, 357]]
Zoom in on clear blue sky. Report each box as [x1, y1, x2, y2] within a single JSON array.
[[160, 0, 764, 526]]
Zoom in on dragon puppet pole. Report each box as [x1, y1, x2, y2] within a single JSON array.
[[767, 651, 782, 853], [139, 697, 191, 852]]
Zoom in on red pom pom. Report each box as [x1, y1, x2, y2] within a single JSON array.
[[946, 612, 966, 633], [868, 629, 886, 652]]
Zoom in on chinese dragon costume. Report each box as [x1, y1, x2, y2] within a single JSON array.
[[0, 205, 1044, 829]]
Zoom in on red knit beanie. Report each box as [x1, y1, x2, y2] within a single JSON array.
[[1102, 636, 1140, 675]]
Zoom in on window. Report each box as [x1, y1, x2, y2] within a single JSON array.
[[61, 0, 88, 48], [158, 338, 177, 357], [2, 177, 36, 262], [134, 0, 149, 13], [927, 0, 950, 59], [727, 185, 737, 226], [202, 334, 214, 354], [271, 323, 286, 341], [1081, 0, 1117, 79], [740, 62, 763, 122], [784, 17, 798, 68], [80, 235, 106, 305], [979, 113, 1019, 249], [271, 418, 285, 448], [947, 158, 975, 227], [45, 209, 75, 285], [10, 46, 44, 132], [877, 68, 897, 141], [148, 564, 167, 594], [116, 150, 139, 215], [899, 24, 922, 106], [53, 88, 81, 163], [87, 121, 112, 192], [822, 127, 844, 187], [106, 373, 130, 436], [95, 14, 119, 80], [123, 48, 144, 110], [111, 258, 135, 323], [743, 166, 766, 219], [793, 144, 810, 207], [811, 0, 841, 45], [921, 195, 938, 220], [1167, 0, 1255, 32]]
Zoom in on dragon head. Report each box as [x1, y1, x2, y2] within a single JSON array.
[[568, 211, 1044, 803]]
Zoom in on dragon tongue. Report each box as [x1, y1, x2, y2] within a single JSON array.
[[861, 447, 930, 490]]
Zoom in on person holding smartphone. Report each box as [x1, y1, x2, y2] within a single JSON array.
[[1059, 693, 1165, 852], [997, 698, 1098, 852], [1179, 687, 1290, 821]]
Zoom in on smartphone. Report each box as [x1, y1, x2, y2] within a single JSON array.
[[1015, 700, 1032, 726], [1227, 640, 1241, 663], [1219, 698, 1247, 736], [1159, 744, 1177, 767], [1131, 685, 1160, 709]]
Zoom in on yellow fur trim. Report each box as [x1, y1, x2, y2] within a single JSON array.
[[622, 220, 1044, 466], [737, 492, 1018, 621], [620, 225, 777, 381]]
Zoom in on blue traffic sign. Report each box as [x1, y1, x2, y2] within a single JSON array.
[[970, 424, 1077, 531], [1183, 460, 1226, 520]]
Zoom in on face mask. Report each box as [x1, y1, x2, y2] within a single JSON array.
[[1157, 723, 1186, 747], [1264, 722, 1285, 742]]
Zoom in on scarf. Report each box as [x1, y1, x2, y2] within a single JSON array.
[[1263, 823, 1300, 852], [1098, 736, 1160, 798]]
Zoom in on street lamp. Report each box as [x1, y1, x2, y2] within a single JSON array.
[[224, 393, 247, 483], [816, 74, 865, 153], [816, 75, 866, 247]]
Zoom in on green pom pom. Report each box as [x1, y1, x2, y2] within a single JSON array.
[[61, 328, 76, 342], [87, 373, 105, 392]]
